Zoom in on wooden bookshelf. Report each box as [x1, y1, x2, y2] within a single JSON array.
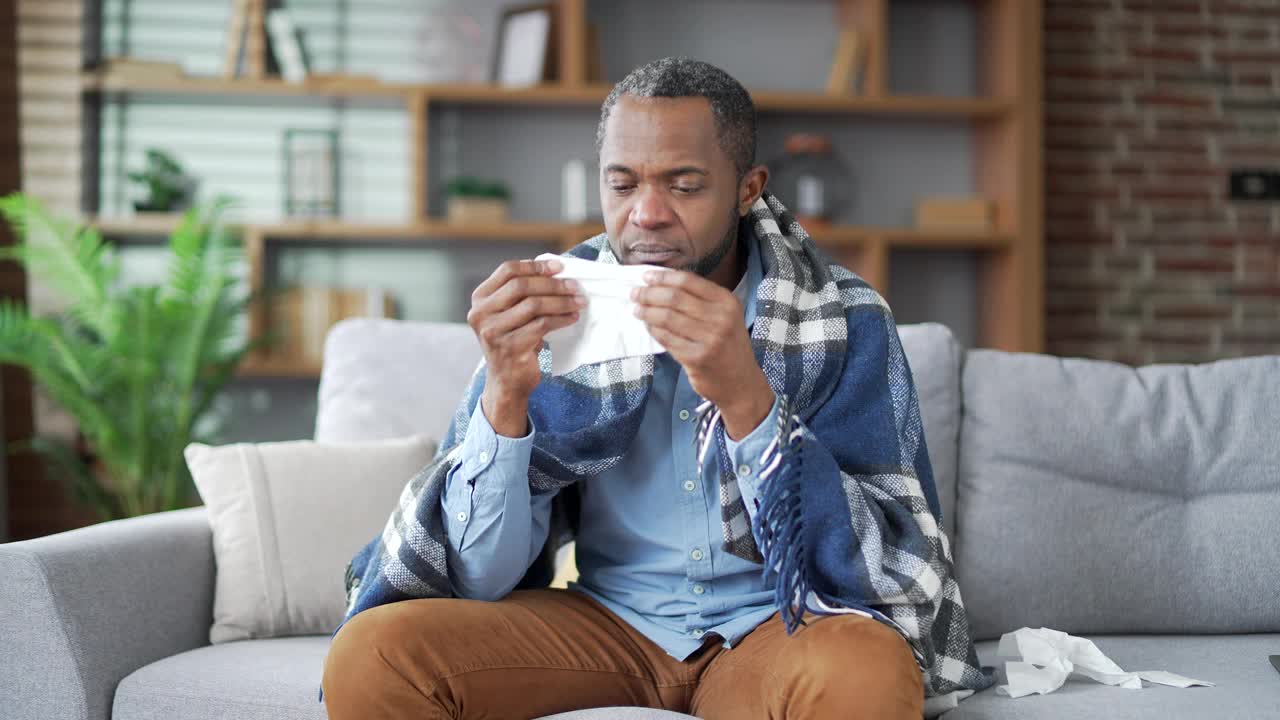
[[84, 0, 1044, 378]]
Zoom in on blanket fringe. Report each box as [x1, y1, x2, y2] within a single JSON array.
[[754, 401, 811, 634]]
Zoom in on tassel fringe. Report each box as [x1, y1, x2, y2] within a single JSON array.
[[693, 392, 811, 634]]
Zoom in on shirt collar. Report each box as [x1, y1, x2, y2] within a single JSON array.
[[731, 220, 763, 329]]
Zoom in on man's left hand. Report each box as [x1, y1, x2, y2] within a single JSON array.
[[632, 269, 774, 441]]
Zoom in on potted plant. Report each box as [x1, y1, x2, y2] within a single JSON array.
[[0, 193, 264, 520], [128, 148, 193, 213], [445, 176, 511, 224]]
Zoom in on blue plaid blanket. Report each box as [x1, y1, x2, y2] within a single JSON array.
[[328, 192, 995, 708]]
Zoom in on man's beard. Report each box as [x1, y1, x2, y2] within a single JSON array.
[[681, 212, 741, 277]]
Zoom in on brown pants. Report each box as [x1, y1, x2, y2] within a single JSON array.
[[322, 588, 924, 720]]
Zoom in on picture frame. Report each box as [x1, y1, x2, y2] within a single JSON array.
[[282, 128, 339, 218], [492, 3, 558, 88]]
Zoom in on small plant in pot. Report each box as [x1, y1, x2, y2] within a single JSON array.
[[128, 148, 194, 213], [445, 177, 511, 224]]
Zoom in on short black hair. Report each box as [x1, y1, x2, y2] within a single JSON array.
[[595, 57, 757, 179]]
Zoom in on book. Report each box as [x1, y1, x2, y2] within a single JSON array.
[[826, 28, 863, 96], [266, 9, 308, 84], [223, 0, 249, 78], [245, 0, 266, 78]]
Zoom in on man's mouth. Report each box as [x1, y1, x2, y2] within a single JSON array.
[[628, 244, 680, 265]]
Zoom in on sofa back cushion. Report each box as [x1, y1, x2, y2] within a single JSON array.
[[956, 351, 1280, 640], [185, 435, 437, 642], [315, 319, 483, 443], [896, 323, 963, 536]]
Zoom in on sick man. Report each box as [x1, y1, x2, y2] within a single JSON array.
[[322, 57, 993, 720]]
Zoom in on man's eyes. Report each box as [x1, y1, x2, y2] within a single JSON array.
[[606, 182, 702, 194]]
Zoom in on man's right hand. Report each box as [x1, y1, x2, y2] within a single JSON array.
[[467, 258, 586, 437]]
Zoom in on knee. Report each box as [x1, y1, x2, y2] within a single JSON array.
[[322, 601, 448, 702], [777, 616, 923, 718], [322, 604, 402, 700]]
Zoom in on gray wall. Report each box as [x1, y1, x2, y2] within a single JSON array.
[[101, 0, 981, 442]]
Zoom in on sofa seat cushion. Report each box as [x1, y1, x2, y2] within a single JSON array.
[[941, 633, 1280, 719], [113, 637, 330, 720], [112, 636, 697, 720]]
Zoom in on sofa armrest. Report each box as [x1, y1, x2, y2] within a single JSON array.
[[0, 506, 214, 720]]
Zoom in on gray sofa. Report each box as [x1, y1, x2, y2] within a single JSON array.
[[3, 318, 1277, 720]]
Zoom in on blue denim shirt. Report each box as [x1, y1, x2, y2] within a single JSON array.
[[441, 229, 782, 660]]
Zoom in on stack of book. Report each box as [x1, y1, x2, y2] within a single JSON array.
[[914, 197, 995, 232], [268, 286, 395, 363]]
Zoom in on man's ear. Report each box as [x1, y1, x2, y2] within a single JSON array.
[[738, 165, 769, 216]]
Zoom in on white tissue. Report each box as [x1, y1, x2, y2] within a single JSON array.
[[535, 253, 668, 375], [994, 627, 1215, 698]]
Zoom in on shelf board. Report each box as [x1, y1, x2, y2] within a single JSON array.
[[81, 71, 410, 99], [88, 213, 188, 236], [809, 225, 1013, 249], [85, 216, 604, 242], [81, 73, 1009, 118], [884, 228, 1014, 248], [87, 216, 1009, 248], [237, 355, 323, 379], [262, 220, 603, 242], [750, 91, 1010, 117]]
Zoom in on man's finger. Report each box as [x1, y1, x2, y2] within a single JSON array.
[[483, 274, 582, 315], [472, 257, 564, 300], [641, 268, 720, 301], [634, 303, 700, 342], [505, 311, 580, 353], [487, 294, 587, 336], [630, 284, 712, 316], [645, 323, 697, 357]]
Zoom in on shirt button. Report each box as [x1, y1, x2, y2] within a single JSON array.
[[683, 479, 696, 492], [690, 548, 704, 561], [690, 628, 705, 638], [478, 451, 489, 463], [456, 511, 468, 522], [692, 584, 706, 595], [678, 409, 691, 421], [737, 463, 752, 477]]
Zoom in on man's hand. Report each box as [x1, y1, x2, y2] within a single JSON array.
[[468, 258, 586, 436], [631, 270, 774, 441]]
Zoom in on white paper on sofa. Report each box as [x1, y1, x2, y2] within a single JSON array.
[[535, 252, 668, 375], [994, 627, 1216, 698]]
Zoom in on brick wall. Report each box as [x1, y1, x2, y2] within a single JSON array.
[[1045, 0, 1280, 364]]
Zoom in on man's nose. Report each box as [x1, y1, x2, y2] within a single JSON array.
[[629, 186, 675, 230]]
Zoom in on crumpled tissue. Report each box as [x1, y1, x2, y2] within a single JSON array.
[[995, 627, 1215, 698], [535, 252, 668, 375]]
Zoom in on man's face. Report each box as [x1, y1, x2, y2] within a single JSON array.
[[598, 96, 741, 276]]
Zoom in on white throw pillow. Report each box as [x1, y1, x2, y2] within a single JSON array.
[[185, 435, 437, 643]]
